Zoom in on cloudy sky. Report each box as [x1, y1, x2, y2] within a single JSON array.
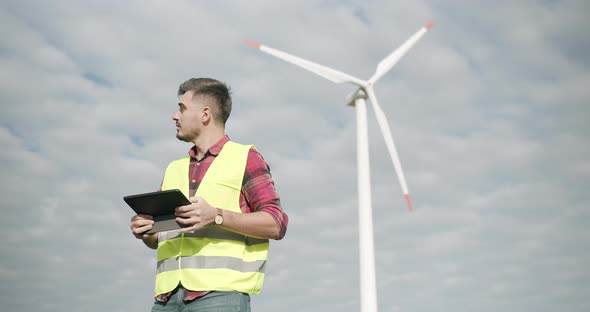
[[1, 1, 589, 311]]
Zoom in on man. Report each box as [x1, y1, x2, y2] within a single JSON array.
[[130, 78, 288, 311]]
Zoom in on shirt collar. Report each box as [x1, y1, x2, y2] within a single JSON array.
[[188, 135, 230, 159]]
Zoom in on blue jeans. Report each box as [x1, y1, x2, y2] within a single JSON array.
[[151, 289, 251, 312]]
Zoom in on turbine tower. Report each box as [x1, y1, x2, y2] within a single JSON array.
[[246, 22, 433, 312]]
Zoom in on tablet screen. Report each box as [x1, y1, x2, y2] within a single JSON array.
[[124, 189, 192, 233], [123, 189, 191, 216]]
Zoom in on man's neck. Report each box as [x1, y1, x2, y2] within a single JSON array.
[[192, 129, 225, 160]]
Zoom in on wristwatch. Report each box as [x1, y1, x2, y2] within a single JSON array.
[[214, 208, 224, 225]]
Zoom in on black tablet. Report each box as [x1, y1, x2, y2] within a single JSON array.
[[124, 189, 192, 233]]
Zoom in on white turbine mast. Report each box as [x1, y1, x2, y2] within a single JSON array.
[[246, 21, 433, 312]]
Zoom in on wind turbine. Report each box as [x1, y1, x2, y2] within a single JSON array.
[[245, 22, 433, 312]]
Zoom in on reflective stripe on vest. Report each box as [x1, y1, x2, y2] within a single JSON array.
[[155, 141, 269, 296], [157, 256, 266, 274], [160, 226, 269, 246]]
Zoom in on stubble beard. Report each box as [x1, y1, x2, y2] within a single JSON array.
[[176, 128, 198, 143]]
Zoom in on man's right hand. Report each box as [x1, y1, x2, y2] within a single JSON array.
[[130, 214, 158, 249], [130, 214, 155, 238]]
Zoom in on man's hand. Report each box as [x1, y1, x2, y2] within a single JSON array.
[[175, 197, 217, 233], [130, 214, 158, 249], [130, 214, 155, 238]]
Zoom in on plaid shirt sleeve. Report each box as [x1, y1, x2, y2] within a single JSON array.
[[241, 148, 288, 240]]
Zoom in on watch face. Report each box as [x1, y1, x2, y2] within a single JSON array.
[[215, 214, 223, 225]]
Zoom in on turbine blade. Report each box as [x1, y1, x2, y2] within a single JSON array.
[[366, 86, 413, 212], [244, 40, 366, 86], [369, 21, 433, 84]]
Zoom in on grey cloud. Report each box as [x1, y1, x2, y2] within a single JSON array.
[[1, 1, 588, 312]]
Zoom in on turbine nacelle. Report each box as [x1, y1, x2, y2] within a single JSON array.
[[345, 88, 367, 107]]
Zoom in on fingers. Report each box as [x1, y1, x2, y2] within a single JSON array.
[[131, 214, 154, 221], [175, 216, 205, 233], [175, 216, 195, 225], [130, 215, 154, 238], [175, 206, 191, 217], [175, 203, 200, 217], [131, 222, 153, 234], [132, 218, 154, 228], [175, 216, 189, 224], [132, 225, 153, 238], [176, 197, 205, 214]]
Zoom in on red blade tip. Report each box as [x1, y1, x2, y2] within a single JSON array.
[[425, 21, 434, 30], [404, 194, 413, 212], [243, 40, 261, 49]]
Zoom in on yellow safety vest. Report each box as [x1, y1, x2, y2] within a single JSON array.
[[155, 141, 269, 296]]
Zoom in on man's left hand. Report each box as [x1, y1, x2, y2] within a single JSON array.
[[175, 196, 217, 233]]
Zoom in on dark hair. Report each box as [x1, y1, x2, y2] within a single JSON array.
[[177, 78, 232, 124]]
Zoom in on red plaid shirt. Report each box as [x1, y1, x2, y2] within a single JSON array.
[[157, 136, 288, 302]]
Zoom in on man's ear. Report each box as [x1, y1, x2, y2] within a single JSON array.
[[202, 106, 211, 123]]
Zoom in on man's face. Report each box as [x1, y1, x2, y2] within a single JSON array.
[[172, 91, 205, 142]]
